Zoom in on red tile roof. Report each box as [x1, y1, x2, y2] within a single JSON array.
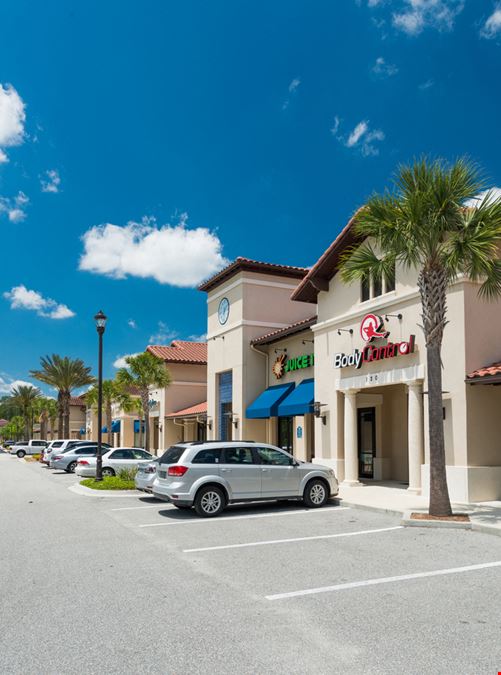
[[166, 401, 207, 418], [291, 209, 363, 304], [0, 419, 8, 427], [69, 396, 86, 406], [251, 316, 317, 346], [147, 340, 207, 365], [466, 362, 501, 383], [198, 257, 309, 292]]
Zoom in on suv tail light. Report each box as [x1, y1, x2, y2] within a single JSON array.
[[78, 459, 89, 465], [145, 465, 157, 474], [168, 465, 188, 477]]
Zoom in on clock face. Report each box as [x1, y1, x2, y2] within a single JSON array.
[[218, 297, 230, 325]]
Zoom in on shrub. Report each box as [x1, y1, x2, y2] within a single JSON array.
[[117, 466, 138, 481], [80, 476, 137, 490]]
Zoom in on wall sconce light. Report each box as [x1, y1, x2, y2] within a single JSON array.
[[302, 339, 314, 345], [232, 414, 239, 429], [337, 328, 353, 336], [212, 335, 225, 341], [158, 423, 163, 433], [206, 416, 213, 430], [274, 348, 287, 354], [313, 401, 327, 425], [384, 313, 402, 322]]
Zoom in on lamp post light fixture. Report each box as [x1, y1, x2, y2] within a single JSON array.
[[94, 310, 107, 481]]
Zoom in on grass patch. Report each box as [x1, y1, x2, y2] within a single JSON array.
[[80, 477, 137, 490]]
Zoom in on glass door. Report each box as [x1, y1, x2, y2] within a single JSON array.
[[278, 416, 293, 454], [357, 407, 376, 479]]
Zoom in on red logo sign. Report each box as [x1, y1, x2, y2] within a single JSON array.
[[360, 314, 390, 343]]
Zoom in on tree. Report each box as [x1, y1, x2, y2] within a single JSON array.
[[45, 398, 59, 440], [10, 385, 41, 439], [1, 415, 25, 441], [30, 355, 95, 439], [116, 352, 171, 453], [85, 380, 133, 445], [34, 397, 58, 440], [340, 157, 501, 516]]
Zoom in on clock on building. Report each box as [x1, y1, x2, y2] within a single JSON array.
[[218, 297, 230, 325]]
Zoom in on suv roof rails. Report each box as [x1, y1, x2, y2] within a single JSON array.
[[185, 439, 257, 446]]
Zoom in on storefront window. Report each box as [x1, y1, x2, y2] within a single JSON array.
[[360, 263, 396, 301], [278, 416, 293, 454]]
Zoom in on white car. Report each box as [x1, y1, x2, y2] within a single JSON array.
[[75, 447, 155, 477], [45, 440, 112, 467], [11, 440, 48, 458]]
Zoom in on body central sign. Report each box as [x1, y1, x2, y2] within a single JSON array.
[[334, 314, 415, 370]]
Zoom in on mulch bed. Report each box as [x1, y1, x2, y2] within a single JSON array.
[[410, 512, 470, 522]]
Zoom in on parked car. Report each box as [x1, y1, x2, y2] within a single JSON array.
[[51, 444, 104, 473], [135, 459, 159, 492], [75, 447, 155, 477], [47, 440, 111, 467], [10, 439, 48, 458], [152, 441, 339, 517]]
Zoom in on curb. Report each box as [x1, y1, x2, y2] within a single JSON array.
[[334, 498, 404, 517], [68, 484, 142, 498], [471, 522, 501, 538], [401, 510, 472, 530]]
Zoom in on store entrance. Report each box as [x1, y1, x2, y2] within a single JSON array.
[[278, 416, 293, 454], [357, 407, 376, 479]]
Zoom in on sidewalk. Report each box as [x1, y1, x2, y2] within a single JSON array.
[[337, 481, 501, 537]]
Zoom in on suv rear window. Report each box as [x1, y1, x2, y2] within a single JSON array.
[[158, 446, 185, 464], [192, 448, 222, 464]]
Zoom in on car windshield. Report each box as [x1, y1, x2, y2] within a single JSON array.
[[158, 446, 186, 464]]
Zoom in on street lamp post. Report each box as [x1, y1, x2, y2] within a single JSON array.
[[94, 310, 107, 481]]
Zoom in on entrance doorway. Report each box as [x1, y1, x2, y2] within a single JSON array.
[[278, 416, 293, 454], [357, 407, 376, 479]]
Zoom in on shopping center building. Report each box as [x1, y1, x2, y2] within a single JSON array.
[[200, 220, 501, 503]]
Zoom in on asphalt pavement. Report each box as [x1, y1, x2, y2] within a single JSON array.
[[1, 453, 501, 674]]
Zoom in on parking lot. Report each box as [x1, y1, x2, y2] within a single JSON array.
[[2, 454, 501, 674]]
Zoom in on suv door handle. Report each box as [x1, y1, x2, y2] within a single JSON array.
[[221, 468, 232, 473], [261, 468, 269, 472]]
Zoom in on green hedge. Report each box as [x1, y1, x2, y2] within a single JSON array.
[[80, 477, 136, 490]]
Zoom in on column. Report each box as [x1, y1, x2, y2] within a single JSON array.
[[407, 381, 424, 493], [342, 389, 362, 487]]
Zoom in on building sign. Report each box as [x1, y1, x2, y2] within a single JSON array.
[[272, 353, 314, 379], [334, 314, 415, 370]]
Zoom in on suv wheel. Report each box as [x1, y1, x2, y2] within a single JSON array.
[[67, 461, 77, 473], [102, 467, 115, 477], [17, 450, 26, 458], [303, 479, 329, 508], [194, 486, 225, 517]]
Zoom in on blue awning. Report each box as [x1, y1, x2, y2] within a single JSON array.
[[111, 420, 120, 433], [134, 420, 145, 433], [277, 378, 315, 417], [246, 382, 295, 419], [102, 426, 108, 433]]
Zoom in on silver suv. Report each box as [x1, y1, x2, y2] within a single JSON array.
[[152, 441, 338, 517]]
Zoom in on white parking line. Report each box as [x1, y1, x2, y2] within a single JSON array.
[[110, 505, 163, 512], [183, 525, 403, 553], [138, 506, 350, 527], [266, 560, 501, 601]]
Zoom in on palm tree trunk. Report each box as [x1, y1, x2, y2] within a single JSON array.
[[63, 393, 70, 438], [106, 403, 112, 446], [418, 265, 452, 517], [57, 392, 64, 439]]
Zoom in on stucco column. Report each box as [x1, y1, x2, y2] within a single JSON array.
[[407, 381, 424, 494], [342, 389, 362, 487]]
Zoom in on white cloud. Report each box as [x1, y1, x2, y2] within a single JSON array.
[[282, 77, 301, 110], [188, 333, 207, 342], [419, 78, 434, 90], [0, 84, 26, 161], [149, 321, 178, 344], [41, 169, 61, 193], [0, 150, 8, 163], [127, 319, 137, 329], [79, 215, 228, 287], [464, 187, 501, 207], [372, 57, 398, 77], [333, 118, 385, 157], [0, 191, 29, 223], [113, 353, 141, 369], [3, 284, 75, 320], [480, 4, 501, 39], [0, 377, 35, 395], [392, 0, 464, 36]]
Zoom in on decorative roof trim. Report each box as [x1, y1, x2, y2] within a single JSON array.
[[198, 257, 309, 293], [250, 316, 317, 346]]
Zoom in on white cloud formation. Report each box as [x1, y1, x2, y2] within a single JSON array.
[[0, 149, 8, 163], [464, 187, 501, 207], [330, 116, 341, 136], [149, 321, 178, 344], [79, 215, 228, 287], [113, 353, 141, 369], [392, 0, 464, 36], [127, 319, 137, 329], [0, 84, 26, 161], [0, 377, 36, 395], [419, 78, 434, 90], [3, 285, 75, 319], [41, 169, 61, 193], [188, 333, 207, 342], [282, 78, 301, 110], [480, 3, 501, 39], [372, 57, 398, 77], [0, 191, 29, 223], [331, 117, 385, 157], [346, 121, 369, 147]]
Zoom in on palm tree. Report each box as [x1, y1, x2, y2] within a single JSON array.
[[116, 352, 171, 453], [34, 397, 58, 439], [340, 157, 501, 517], [10, 385, 41, 439], [45, 398, 59, 440], [30, 355, 95, 439], [85, 380, 133, 445]]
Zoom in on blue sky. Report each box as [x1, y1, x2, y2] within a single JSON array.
[[1, 0, 500, 395]]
